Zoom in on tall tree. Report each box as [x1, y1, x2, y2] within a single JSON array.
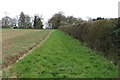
[[18, 12, 26, 29], [18, 12, 32, 29], [25, 15, 32, 29], [33, 15, 43, 29], [48, 12, 67, 29]]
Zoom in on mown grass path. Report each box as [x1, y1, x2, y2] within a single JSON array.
[[3, 30, 117, 78]]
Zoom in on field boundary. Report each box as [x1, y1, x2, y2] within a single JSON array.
[[16, 30, 54, 62], [3, 30, 54, 71]]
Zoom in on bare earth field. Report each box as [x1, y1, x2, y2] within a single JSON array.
[[2, 29, 52, 68]]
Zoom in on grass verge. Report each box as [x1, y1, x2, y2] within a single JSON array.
[[3, 30, 118, 78]]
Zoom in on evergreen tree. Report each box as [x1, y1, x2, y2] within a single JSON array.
[[33, 15, 43, 29], [18, 12, 26, 29]]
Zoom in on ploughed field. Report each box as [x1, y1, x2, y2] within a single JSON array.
[[2, 29, 52, 68]]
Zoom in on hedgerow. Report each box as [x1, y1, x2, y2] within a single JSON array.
[[59, 19, 120, 63]]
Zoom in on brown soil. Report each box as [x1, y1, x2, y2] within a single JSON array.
[[2, 29, 52, 69]]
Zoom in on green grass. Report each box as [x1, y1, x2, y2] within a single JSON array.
[[3, 30, 118, 78]]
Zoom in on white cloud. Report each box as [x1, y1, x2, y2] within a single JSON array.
[[0, 0, 119, 20]]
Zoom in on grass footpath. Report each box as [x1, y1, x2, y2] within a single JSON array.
[[3, 30, 117, 78]]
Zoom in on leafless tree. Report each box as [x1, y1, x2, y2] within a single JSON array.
[[2, 16, 12, 28]]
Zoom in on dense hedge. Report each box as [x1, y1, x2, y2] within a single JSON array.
[[59, 19, 120, 63]]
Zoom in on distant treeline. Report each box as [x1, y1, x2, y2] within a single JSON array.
[[2, 12, 43, 29], [48, 12, 120, 63]]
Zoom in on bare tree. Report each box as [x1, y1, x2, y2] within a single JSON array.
[[2, 16, 12, 28]]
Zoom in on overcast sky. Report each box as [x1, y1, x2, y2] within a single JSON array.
[[0, 0, 119, 21]]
